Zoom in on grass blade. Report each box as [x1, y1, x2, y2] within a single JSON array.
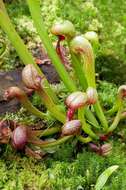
[[95, 165, 119, 190]]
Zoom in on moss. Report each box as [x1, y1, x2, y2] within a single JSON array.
[[97, 81, 117, 109], [94, 0, 126, 62], [0, 140, 125, 190]]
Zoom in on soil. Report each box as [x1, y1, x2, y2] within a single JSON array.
[[0, 64, 59, 114]]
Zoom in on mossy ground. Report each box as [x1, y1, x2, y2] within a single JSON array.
[[1, 0, 126, 189], [0, 139, 126, 190]]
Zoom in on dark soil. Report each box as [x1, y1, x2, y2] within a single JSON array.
[[0, 64, 59, 114]]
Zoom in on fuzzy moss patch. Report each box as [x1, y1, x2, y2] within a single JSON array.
[[0, 140, 126, 190]]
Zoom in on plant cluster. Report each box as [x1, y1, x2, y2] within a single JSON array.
[[0, 0, 126, 159]]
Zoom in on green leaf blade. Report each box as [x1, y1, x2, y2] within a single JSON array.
[[95, 165, 119, 190]]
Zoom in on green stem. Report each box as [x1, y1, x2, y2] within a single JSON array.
[[32, 126, 61, 137], [31, 136, 72, 148], [85, 107, 100, 129], [106, 105, 119, 116], [27, 0, 77, 92], [38, 89, 66, 123], [78, 108, 98, 140], [70, 51, 88, 89], [82, 54, 96, 88], [94, 102, 108, 131], [0, 0, 7, 13], [92, 42, 99, 56], [107, 108, 122, 133], [81, 55, 108, 131], [38, 126, 61, 137], [0, 1, 58, 103], [77, 135, 92, 143], [20, 96, 47, 120], [106, 98, 122, 116]]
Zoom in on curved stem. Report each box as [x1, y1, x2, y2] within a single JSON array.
[[32, 126, 61, 137], [0, 0, 7, 13], [70, 52, 88, 90], [0, 1, 58, 103], [93, 101, 108, 131], [21, 98, 47, 120], [81, 53, 108, 131], [106, 98, 122, 116], [82, 54, 96, 88], [77, 135, 92, 143], [56, 37, 67, 66], [107, 108, 122, 133], [27, 0, 77, 92], [37, 89, 66, 123], [30, 136, 72, 148], [85, 107, 100, 129], [78, 108, 98, 140], [106, 105, 119, 116]]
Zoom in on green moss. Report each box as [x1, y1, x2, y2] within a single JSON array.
[[94, 0, 126, 62], [0, 140, 126, 190], [97, 81, 117, 109]]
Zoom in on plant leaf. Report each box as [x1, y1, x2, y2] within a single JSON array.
[[95, 165, 119, 190]]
